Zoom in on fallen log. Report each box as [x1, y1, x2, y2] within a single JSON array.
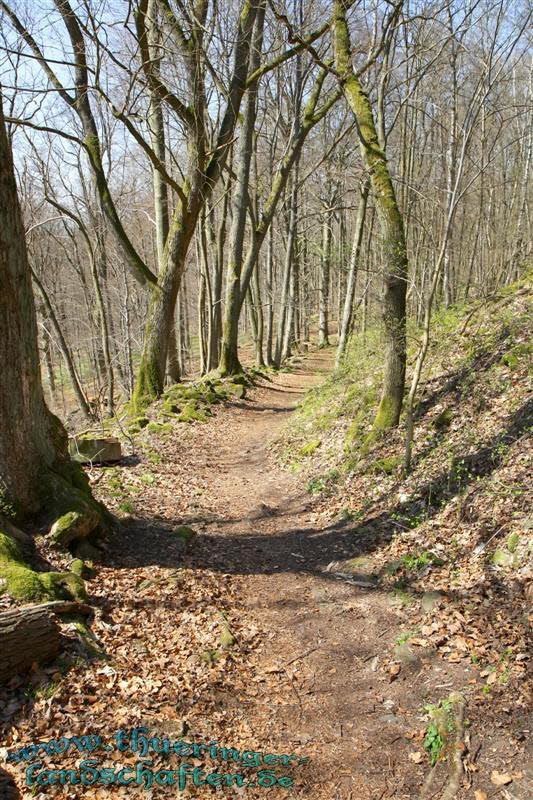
[[26, 600, 94, 617], [0, 606, 61, 683]]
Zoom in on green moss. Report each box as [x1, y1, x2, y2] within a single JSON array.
[[491, 548, 513, 567], [162, 400, 182, 415], [433, 408, 454, 430], [177, 403, 209, 423], [0, 564, 87, 602], [220, 627, 236, 649], [129, 415, 149, 429], [366, 455, 402, 475], [131, 350, 164, 412], [44, 469, 111, 538], [507, 533, 520, 553], [501, 342, 532, 370], [146, 421, 173, 435], [200, 649, 222, 665], [173, 525, 196, 543], [70, 559, 86, 577], [0, 532, 24, 564], [39, 572, 87, 602], [371, 394, 398, 433], [0, 565, 50, 601], [299, 439, 322, 457]]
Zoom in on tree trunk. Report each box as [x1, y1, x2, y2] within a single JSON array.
[[219, 5, 266, 376], [0, 94, 107, 538], [336, 178, 369, 367], [132, 199, 199, 407], [333, 2, 408, 432], [318, 194, 332, 347], [265, 220, 275, 365]]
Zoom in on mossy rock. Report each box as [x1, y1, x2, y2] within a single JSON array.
[[433, 408, 454, 430], [70, 558, 89, 578], [0, 530, 88, 602], [177, 404, 209, 423], [48, 508, 101, 549], [367, 455, 402, 475], [0, 564, 50, 601], [0, 532, 24, 565], [180, 387, 203, 401], [492, 548, 514, 567], [0, 564, 87, 603], [39, 572, 88, 602], [45, 469, 111, 539], [507, 533, 520, 553], [299, 439, 322, 457], [0, 515, 31, 546], [226, 383, 246, 399], [173, 525, 196, 544]]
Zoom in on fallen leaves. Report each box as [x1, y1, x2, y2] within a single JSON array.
[[491, 770, 513, 786]]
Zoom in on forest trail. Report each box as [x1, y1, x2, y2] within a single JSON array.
[[110, 348, 436, 799], [184, 350, 413, 799]]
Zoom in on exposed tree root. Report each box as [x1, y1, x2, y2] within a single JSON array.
[[440, 694, 466, 800]]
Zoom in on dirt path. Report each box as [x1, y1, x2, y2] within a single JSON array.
[[158, 351, 431, 799]]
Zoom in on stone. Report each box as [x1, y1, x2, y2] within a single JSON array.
[[69, 437, 122, 464], [421, 591, 444, 613], [226, 383, 246, 399], [48, 507, 100, 548], [394, 643, 419, 664]]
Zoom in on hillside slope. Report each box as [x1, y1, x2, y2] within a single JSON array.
[[276, 278, 532, 788]]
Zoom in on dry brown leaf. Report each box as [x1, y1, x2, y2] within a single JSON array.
[[474, 789, 488, 799], [491, 771, 513, 786], [389, 663, 401, 679]]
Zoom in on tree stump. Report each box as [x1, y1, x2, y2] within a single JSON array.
[[0, 606, 61, 682], [69, 436, 122, 464]]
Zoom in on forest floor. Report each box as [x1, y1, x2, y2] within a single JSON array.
[[1, 340, 531, 800]]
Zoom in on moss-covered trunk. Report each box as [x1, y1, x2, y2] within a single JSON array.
[[333, 1, 408, 430], [132, 203, 198, 407], [0, 94, 106, 544]]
